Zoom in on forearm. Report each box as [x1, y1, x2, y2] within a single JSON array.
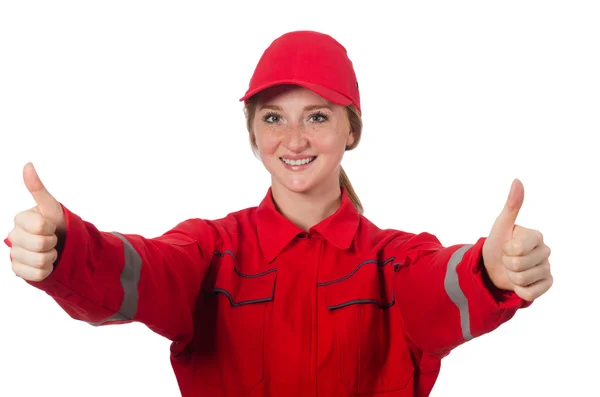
[[6, 204, 214, 342], [393, 234, 530, 358]]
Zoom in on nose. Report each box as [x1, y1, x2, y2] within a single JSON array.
[[282, 124, 309, 153]]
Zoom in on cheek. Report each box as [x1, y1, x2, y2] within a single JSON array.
[[310, 129, 348, 155], [254, 129, 280, 156]]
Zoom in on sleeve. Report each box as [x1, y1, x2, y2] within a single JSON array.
[[4, 204, 218, 345], [391, 232, 532, 359]]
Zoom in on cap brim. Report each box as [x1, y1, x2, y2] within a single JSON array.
[[240, 80, 352, 107]]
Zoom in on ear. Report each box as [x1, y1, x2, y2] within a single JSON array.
[[345, 130, 355, 149]]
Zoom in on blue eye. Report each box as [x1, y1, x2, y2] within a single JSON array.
[[309, 112, 328, 123], [262, 112, 281, 123]]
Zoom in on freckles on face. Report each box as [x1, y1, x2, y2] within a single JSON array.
[[250, 86, 355, 193], [252, 86, 353, 154]]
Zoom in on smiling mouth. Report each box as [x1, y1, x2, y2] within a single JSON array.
[[280, 157, 317, 166]]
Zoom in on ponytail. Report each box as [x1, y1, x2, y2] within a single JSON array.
[[340, 104, 364, 215], [340, 166, 363, 215]]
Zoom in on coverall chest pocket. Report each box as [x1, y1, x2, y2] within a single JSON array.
[[319, 258, 415, 395], [211, 252, 277, 394]]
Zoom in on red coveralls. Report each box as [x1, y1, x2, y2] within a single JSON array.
[[7, 187, 531, 396]]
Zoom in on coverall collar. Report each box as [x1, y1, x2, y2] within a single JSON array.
[[256, 186, 360, 262]]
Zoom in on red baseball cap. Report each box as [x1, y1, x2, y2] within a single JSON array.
[[240, 30, 361, 114]]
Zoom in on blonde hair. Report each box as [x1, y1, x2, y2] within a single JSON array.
[[244, 97, 364, 214]]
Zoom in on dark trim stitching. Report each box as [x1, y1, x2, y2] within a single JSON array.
[[213, 250, 278, 278], [214, 249, 236, 259], [316, 257, 395, 287], [327, 291, 395, 310], [235, 267, 277, 278], [213, 288, 273, 307]]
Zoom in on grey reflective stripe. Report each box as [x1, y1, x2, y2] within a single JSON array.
[[444, 244, 473, 341], [88, 232, 142, 326]]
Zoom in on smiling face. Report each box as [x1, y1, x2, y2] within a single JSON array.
[[250, 85, 356, 196]]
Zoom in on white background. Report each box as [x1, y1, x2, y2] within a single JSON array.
[[1, 1, 598, 396]]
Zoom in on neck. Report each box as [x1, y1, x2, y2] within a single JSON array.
[[270, 179, 342, 231]]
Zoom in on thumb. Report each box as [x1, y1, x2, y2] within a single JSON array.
[[490, 178, 525, 237], [23, 162, 66, 229]]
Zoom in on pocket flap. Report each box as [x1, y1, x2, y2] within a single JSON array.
[[318, 257, 395, 310], [212, 250, 277, 307]]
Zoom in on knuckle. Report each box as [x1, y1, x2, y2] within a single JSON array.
[[44, 252, 55, 268], [537, 230, 544, 242], [510, 256, 523, 271], [32, 252, 47, 268], [510, 240, 525, 256], [13, 212, 23, 226], [31, 268, 47, 282], [522, 290, 536, 301], [49, 235, 58, 250], [542, 261, 552, 273], [511, 272, 527, 287], [516, 287, 535, 301], [15, 210, 32, 228], [39, 235, 56, 251], [33, 236, 46, 252], [31, 220, 46, 235]]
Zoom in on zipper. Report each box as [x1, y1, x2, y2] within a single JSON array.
[[313, 235, 322, 396]]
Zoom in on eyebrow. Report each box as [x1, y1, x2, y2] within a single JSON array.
[[259, 104, 332, 112]]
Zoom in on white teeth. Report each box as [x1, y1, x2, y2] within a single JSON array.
[[281, 157, 316, 166]]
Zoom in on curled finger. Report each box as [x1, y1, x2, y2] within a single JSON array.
[[12, 260, 53, 282], [10, 245, 57, 269]]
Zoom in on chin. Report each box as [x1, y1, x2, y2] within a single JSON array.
[[282, 179, 315, 194], [273, 174, 320, 194]]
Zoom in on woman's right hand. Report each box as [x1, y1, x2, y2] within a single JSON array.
[[7, 163, 67, 282]]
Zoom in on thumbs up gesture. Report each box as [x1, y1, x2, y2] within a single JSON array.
[[7, 163, 66, 282], [482, 179, 553, 301]]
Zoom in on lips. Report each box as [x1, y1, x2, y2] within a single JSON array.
[[280, 156, 316, 166]]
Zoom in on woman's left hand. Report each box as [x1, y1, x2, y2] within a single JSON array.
[[482, 179, 553, 301]]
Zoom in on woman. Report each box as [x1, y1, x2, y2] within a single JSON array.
[[5, 30, 553, 397]]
